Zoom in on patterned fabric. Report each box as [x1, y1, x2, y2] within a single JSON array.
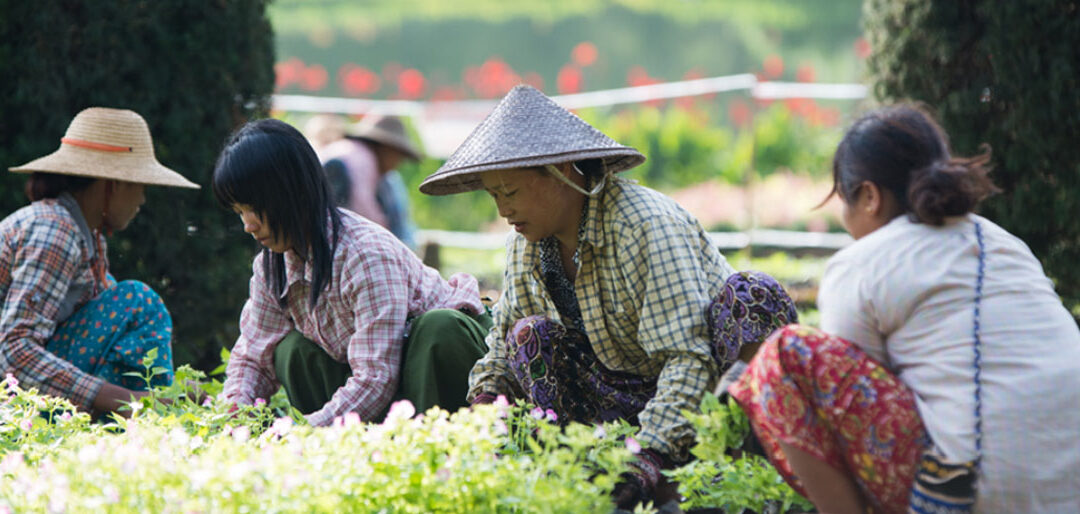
[[0, 196, 111, 410], [46, 280, 174, 389], [537, 235, 584, 332], [507, 315, 657, 423], [730, 325, 929, 514], [708, 271, 798, 368], [222, 209, 484, 427], [469, 179, 735, 459]]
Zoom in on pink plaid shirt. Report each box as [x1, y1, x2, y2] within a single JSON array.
[[222, 210, 483, 426]]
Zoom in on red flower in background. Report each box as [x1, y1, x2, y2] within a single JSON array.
[[465, 58, 522, 98], [430, 85, 465, 101], [397, 68, 426, 99], [571, 42, 598, 67], [728, 98, 752, 129], [854, 37, 872, 59], [300, 64, 328, 92], [557, 65, 582, 94], [339, 64, 381, 95], [796, 64, 816, 83], [274, 58, 306, 90], [762, 54, 784, 79]]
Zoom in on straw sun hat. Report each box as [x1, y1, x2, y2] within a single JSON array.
[[9, 107, 199, 189], [347, 114, 423, 162], [419, 85, 645, 196]]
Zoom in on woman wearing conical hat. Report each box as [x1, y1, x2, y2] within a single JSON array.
[[3, 107, 199, 418], [420, 85, 798, 509]]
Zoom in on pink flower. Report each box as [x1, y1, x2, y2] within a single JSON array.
[[232, 426, 251, 443], [530, 407, 544, 420], [593, 426, 607, 439], [4, 373, 17, 389], [494, 419, 508, 436], [625, 436, 641, 454], [332, 416, 345, 428], [343, 412, 362, 426], [272, 417, 294, 435], [544, 409, 558, 423], [20, 419, 32, 431], [494, 395, 510, 408], [254, 398, 267, 408], [58, 412, 72, 423], [386, 399, 416, 421]]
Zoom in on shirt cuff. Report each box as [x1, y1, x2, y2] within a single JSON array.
[[305, 408, 334, 427], [71, 374, 106, 413]]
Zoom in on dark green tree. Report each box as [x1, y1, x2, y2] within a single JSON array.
[[0, 0, 275, 369], [864, 0, 1080, 314]]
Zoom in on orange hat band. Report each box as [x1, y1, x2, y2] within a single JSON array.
[[61, 137, 133, 153]]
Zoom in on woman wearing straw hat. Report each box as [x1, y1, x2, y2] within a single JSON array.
[[214, 119, 489, 427], [420, 85, 798, 509], [2, 107, 199, 418]]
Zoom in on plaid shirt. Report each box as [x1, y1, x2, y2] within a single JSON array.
[[469, 179, 734, 459], [222, 210, 483, 427], [0, 195, 107, 411]]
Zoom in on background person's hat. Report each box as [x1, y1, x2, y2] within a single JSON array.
[[419, 84, 645, 196], [9, 107, 199, 189], [347, 114, 423, 162]]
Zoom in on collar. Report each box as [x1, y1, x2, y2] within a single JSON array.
[[56, 192, 97, 260], [580, 178, 612, 250], [280, 247, 314, 299]]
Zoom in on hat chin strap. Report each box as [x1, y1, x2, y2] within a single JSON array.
[[544, 164, 606, 197]]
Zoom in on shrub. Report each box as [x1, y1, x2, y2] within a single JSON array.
[[0, 1, 276, 367], [864, 0, 1080, 313]]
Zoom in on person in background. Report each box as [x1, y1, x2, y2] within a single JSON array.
[[729, 105, 1080, 513], [1, 107, 200, 418], [214, 118, 488, 426], [305, 113, 420, 250], [419, 85, 798, 510]]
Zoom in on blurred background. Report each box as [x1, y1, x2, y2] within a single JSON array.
[[2, 0, 1075, 372]]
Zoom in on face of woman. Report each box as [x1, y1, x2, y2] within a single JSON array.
[[232, 203, 291, 253], [840, 181, 898, 240], [480, 167, 582, 243], [107, 182, 145, 231]]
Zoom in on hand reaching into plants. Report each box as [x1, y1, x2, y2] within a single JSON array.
[[612, 447, 669, 510]]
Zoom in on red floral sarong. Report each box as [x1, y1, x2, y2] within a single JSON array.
[[729, 325, 929, 514]]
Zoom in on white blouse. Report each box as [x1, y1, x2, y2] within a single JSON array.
[[819, 214, 1080, 512]]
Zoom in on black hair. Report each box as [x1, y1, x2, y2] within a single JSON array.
[[826, 104, 999, 226], [212, 118, 342, 308], [24, 172, 96, 201]]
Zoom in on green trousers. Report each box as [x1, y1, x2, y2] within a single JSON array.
[[272, 308, 492, 422]]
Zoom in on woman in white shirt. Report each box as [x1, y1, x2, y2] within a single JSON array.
[[729, 105, 1080, 513]]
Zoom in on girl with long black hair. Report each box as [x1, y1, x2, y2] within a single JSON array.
[[215, 119, 489, 425]]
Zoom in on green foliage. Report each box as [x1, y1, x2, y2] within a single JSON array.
[[863, 0, 1080, 313], [668, 393, 813, 512], [0, 1, 276, 368], [1, 382, 642, 512]]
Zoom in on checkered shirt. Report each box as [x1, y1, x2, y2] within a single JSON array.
[[469, 179, 734, 459], [222, 210, 483, 427], [0, 198, 107, 410]]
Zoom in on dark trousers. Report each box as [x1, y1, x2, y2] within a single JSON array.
[[272, 308, 492, 421]]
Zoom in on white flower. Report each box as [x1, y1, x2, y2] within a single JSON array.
[[593, 426, 607, 439], [385, 399, 416, 421], [625, 436, 641, 454]]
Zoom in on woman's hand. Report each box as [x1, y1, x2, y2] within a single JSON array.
[[90, 382, 151, 418]]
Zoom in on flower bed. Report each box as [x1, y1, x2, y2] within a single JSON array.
[[0, 363, 809, 513]]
